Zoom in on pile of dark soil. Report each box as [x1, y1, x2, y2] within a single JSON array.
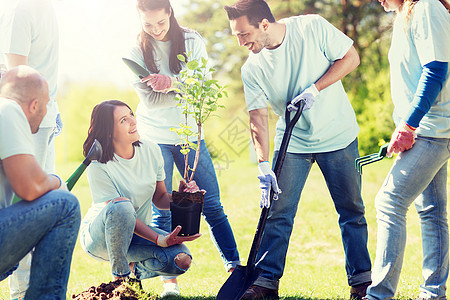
[[72, 278, 153, 300]]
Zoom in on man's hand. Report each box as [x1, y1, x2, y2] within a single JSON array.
[[387, 121, 416, 157], [257, 161, 281, 208], [287, 84, 319, 112], [141, 74, 174, 93], [156, 226, 201, 247]]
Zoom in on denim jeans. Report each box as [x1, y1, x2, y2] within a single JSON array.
[[253, 139, 371, 290], [80, 200, 192, 279], [9, 126, 57, 299], [366, 137, 450, 300], [0, 190, 80, 299], [154, 141, 240, 271]]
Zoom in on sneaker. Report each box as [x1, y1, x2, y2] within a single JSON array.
[[350, 281, 372, 300], [241, 285, 279, 300], [161, 282, 180, 298]]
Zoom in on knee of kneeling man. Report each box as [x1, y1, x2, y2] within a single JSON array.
[[175, 253, 191, 270], [53, 190, 80, 214]]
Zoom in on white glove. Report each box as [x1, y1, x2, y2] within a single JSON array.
[[257, 161, 282, 208], [51, 174, 68, 191], [287, 84, 319, 112]]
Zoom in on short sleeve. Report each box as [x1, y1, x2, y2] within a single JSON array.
[[188, 30, 208, 63], [86, 162, 121, 204], [241, 64, 269, 111], [0, 102, 33, 159], [411, 0, 450, 65], [313, 15, 353, 62]]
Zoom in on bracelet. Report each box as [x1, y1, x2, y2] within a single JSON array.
[[405, 123, 416, 131], [155, 235, 159, 245]]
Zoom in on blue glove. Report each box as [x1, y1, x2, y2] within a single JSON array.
[[257, 161, 281, 208], [54, 113, 63, 137], [287, 84, 319, 112]]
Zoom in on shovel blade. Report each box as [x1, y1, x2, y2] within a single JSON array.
[[216, 265, 263, 300]]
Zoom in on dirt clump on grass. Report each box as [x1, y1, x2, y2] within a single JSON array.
[[72, 278, 154, 300]]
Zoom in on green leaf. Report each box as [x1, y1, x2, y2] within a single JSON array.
[[187, 60, 199, 70], [177, 54, 186, 62]]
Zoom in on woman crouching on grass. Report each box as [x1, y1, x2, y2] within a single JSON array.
[[79, 100, 201, 295]]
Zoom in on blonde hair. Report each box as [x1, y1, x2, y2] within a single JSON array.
[[399, 0, 450, 23]]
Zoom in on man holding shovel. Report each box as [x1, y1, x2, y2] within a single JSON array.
[[225, 0, 371, 299], [0, 66, 81, 299]]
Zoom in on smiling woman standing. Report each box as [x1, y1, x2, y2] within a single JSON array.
[[124, 0, 240, 297], [365, 0, 449, 299]]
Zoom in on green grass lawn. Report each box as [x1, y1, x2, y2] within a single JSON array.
[[0, 156, 448, 299]]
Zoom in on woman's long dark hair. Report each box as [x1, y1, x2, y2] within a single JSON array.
[[137, 0, 187, 74], [83, 100, 141, 163]]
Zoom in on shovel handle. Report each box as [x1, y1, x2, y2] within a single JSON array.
[[246, 100, 305, 267]]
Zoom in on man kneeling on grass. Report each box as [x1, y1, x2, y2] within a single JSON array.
[[0, 66, 81, 299]]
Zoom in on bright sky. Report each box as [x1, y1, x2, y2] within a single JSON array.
[[55, 0, 186, 87]]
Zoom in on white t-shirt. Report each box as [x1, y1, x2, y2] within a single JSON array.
[[0, 0, 59, 128], [0, 98, 34, 209], [81, 139, 165, 231], [127, 29, 207, 144], [388, 0, 450, 138], [242, 15, 359, 153]]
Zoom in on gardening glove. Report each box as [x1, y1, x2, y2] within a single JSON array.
[[257, 161, 282, 208], [54, 113, 63, 137], [287, 84, 319, 112], [156, 225, 201, 247], [387, 121, 416, 158], [179, 180, 206, 194], [51, 174, 68, 191], [141, 74, 175, 93]]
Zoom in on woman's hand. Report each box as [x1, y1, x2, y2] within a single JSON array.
[[141, 74, 174, 93], [156, 225, 201, 247], [387, 121, 416, 157]]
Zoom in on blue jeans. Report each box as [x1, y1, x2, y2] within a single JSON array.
[[367, 137, 450, 300], [9, 126, 57, 299], [254, 139, 371, 290], [80, 200, 192, 279], [155, 141, 240, 271], [0, 190, 80, 299]]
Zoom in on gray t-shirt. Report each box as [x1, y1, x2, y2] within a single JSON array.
[[0, 98, 34, 209]]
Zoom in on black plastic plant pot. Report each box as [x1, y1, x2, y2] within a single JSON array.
[[170, 201, 203, 236]]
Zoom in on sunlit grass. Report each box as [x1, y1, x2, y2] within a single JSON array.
[[0, 157, 447, 299]]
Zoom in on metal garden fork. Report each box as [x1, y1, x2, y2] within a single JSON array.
[[355, 144, 389, 174]]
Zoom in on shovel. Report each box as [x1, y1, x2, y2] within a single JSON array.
[[216, 100, 306, 300], [355, 143, 388, 174], [12, 139, 103, 204]]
